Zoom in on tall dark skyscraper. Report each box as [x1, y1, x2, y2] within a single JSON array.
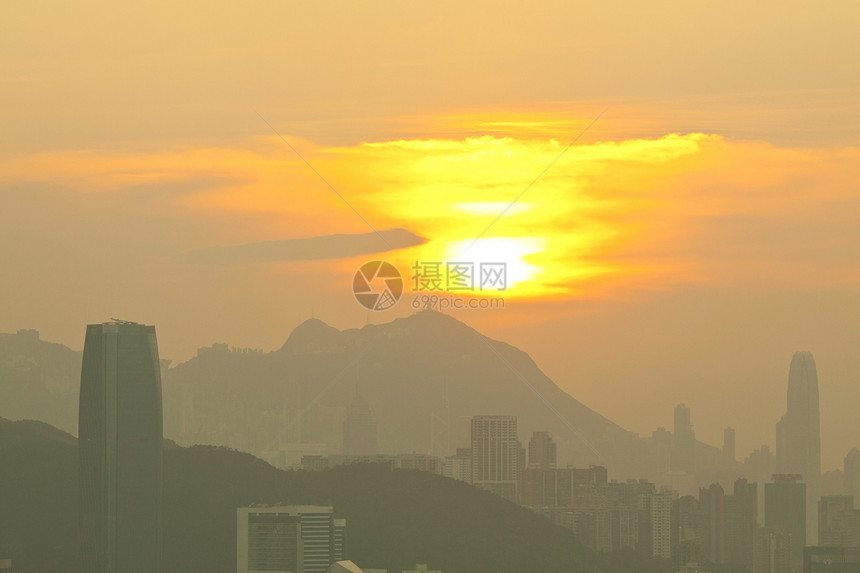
[[775, 351, 821, 543], [79, 321, 163, 573]]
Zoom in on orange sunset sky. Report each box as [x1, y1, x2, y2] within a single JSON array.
[[2, 1, 860, 470]]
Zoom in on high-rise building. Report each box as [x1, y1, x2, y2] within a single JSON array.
[[775, 351, 821, 542], [342, 392, 377, 456], [765, 475, 806, 570], [699, 483, 726, 564], [79, 321, 163, 573], [686, 479, 757, 569], [651, 426, 673, 477], [527, 431, 557, 470], [671, 404, 696, 474], [471, 415, 519, 502], [725, 478, 758, 570], [845, 449, 860, 501], [237, 508, 302, 573], [650, 490, 674, 559], [237, 505, 346, 573], [672, 495, 702, 567], [819, 495, 860, 548], [522, 467, 564, 507]]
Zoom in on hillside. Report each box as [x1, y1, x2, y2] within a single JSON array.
[[164, 311, 647, 476], [0, 418, 670, 573]]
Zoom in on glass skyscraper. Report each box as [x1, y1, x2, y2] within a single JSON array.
[[776, 351, 821, 480], [79, 321, 163, 573], [775, 350, 821, 543]]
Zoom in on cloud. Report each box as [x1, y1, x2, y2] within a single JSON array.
[[3, 113, 858, 300], [178, 228, 426, 265]]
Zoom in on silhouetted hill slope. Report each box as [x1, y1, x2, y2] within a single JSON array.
[[165, 311, 648, 476], [0, 418, 79, 570], [0, 418, 670, 573]]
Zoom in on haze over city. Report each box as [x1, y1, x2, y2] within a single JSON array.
[[2, 2, 860, 572], [3, 0, 859, 470]]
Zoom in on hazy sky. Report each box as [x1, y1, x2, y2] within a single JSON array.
[[2, 1, 859, 469]]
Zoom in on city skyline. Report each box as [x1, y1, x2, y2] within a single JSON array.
[[3, 305, 857, 473], [3, 1, 860, 481], [3, 1, 860, 572], [2, 317, 856, 475], [3, 317, 859, 572]]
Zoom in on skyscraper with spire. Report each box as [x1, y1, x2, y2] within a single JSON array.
[[775, 351, 821, 543]]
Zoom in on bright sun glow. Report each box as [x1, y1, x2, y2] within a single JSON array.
[[331, 128, 716, 299], [442, 237, 545, 293]]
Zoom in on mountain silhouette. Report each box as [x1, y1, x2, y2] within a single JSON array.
[[164, 311, 646, 476]]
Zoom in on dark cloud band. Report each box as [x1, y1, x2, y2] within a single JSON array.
[[178, 228, 426, 264]]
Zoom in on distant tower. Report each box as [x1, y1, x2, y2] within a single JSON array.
[[776, 352, 821, 477], [527, 431, 557, 470], [471, 415, 519, 502], [342, 391, 377, 456], [845, 449, 860, 500], [723, 427, 736, 463], [79, 321, 163, 573], [775, 351, 821, 542], [671, 403, 696, 473]]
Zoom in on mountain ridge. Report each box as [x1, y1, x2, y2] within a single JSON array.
[[165, 310, 644, 475]]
